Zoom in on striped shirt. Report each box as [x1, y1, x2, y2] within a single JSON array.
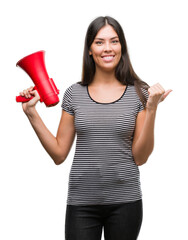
[[61, 82, 148, 206]]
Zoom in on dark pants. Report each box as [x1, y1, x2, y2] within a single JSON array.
[[65, 199, 143, 240]]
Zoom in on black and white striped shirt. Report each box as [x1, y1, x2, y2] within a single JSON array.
[[61, 82, 148, 206]]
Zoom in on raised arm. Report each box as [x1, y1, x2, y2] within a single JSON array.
[[20, 87, 76, 165], [132, 83, 172, 166]]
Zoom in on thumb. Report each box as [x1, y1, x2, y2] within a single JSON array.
[[160, 89, 173, 102]]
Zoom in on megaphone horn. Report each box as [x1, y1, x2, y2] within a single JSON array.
[[16, 51, 59, 107]]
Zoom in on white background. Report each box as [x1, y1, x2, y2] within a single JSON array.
[[0, 0, 188, 239]]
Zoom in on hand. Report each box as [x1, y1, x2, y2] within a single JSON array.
[[146, 83, 172, 111], [19, 86, 40, 113]]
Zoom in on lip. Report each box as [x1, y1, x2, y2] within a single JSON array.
[[101, 55, 115, 58], [101, 55, 115, 62]]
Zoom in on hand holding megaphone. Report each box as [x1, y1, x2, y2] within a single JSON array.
[[16, 51, 60, 107], [19, 86, 41, 110]]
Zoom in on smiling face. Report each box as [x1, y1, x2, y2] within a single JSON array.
[[89, 24, 122, 73]]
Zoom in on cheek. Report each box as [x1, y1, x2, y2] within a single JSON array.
[[116, 45, 122, 55], [115, 47, 122, 61], [91, 54, 98, 63], [93, 48, 102, 57], [92, 51, 102, 63], [117, 53, 122, 62]]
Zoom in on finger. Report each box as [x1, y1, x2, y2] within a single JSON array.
[[26, 90, 31, 98], [148, 84, 159, 95], [19, 91, 24, 96], [148, 87, 155, 96], [155, 83, 165, 94], [151, 83, 165, 95], [28, 86, 34, 92], [30, 90, 40, 100], [155, 83, 164, 90], [153, 85, 165, 103], [25, 87, 35, 98], [22, 89, 27, 97]]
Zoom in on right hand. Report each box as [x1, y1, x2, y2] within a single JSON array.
[[19, 86, 40, 113]]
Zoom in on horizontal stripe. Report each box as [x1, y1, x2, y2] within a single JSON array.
[[61, 82, 148, 206]]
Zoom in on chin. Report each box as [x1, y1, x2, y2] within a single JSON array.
[[101, 63, 119, 72]]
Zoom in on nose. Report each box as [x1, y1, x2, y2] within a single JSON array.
[[104, 41, 112, 52]]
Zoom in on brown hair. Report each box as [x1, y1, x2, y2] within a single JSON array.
[[78, 16, 150, 107]]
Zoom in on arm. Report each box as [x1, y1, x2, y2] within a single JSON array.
[[132, 108, 156, 166], [21, 87, 76, 165], [132, 83, 172, 166]]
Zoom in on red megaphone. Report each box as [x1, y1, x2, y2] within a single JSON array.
[[16, 50, 59, 107]]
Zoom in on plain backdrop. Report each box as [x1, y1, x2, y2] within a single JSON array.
[[0, 0, 188, 239]]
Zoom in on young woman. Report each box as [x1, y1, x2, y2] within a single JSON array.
[[19, 16, 171, 240]]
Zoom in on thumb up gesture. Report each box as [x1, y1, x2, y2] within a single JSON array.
[[146, 83, 172, 111]]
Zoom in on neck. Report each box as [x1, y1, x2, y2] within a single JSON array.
[[91, 68, 119, 87]]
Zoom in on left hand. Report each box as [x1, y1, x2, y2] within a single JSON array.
[[146, 83, 172, 111]]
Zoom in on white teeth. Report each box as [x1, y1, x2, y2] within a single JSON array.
[[103, 56, 113, 60]]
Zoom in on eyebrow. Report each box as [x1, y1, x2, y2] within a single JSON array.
[[94, 36, 119, 40]]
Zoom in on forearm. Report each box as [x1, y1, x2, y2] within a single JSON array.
[[132, 109, 157, 166], [25, 108, 63, 164]]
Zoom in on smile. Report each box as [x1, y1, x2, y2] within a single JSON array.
[[101, 55, 115, 62]]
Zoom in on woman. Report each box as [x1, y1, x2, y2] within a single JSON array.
[[20, 16, 171, 240]]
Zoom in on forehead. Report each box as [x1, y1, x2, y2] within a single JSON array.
[[95, 25, 118, 39]]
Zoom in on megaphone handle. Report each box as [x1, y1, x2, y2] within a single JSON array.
[[16, 95, 34, 102], [16, 86, 42, 103]]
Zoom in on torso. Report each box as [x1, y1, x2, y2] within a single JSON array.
[[62, 83, 145, 205]]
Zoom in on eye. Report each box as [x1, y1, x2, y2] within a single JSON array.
[[112, 40, 119, 44], [95, 41, 103, 45]]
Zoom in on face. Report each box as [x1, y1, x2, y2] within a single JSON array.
[[89, 25, 122, 72]]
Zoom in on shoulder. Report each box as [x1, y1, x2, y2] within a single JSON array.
[[127, 84, 138, 97], [128, 84, 149, 99], [140, 87, 149, 99], [62, 82, 87, 104], [64, 82, 86, 92]]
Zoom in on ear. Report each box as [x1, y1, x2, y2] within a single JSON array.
[[89, 50, 92, 55]]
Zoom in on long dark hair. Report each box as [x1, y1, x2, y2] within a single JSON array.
[[78, 16, 150, 107]]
